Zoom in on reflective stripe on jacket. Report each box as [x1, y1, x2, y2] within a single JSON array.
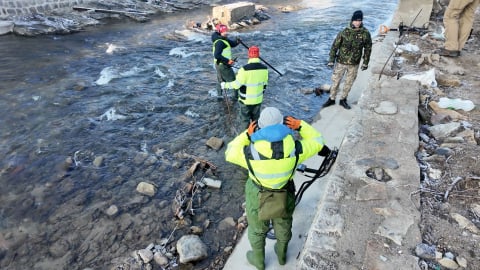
[[225, 121, 326, 189], [213, 39, 232, 64], [245, 137, 297, 189], [224, 58, 268, 105]]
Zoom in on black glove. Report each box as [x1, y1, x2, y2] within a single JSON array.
[[318, 145, 331, 156]]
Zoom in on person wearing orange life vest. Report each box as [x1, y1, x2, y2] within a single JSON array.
[[211, 24, 240, 101], [221, 46, 268, 129], [225, 107, 331, 270]]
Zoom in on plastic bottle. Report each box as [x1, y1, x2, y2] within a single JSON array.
[[438, 97, 475, 111]]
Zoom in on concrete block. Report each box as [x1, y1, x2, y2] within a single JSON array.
[[0, 21, 13, 35], [203, 177, 222, 189], [206, 136, 223, 151], [212, 2, 255, 26]]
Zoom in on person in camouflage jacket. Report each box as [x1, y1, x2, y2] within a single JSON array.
[[322, 10, 372, 110]]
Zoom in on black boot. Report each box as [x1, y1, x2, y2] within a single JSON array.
[[436, 48, 460, 57], [322, 98, 335, 108], [339, 99, 351, 109]]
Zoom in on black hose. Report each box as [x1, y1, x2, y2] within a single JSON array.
[[294, 148, 338, 206]]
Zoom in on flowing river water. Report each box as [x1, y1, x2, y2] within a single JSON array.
[[0, 0, 398, 268]]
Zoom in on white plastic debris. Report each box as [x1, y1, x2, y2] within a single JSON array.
[[438, 97, 475, 111], [203, 177, 222, 189], [395, 42, 420, 53], [401, 68, 437, 87]]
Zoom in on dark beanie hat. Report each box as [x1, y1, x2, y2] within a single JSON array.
[[351, 10, 363, 21]]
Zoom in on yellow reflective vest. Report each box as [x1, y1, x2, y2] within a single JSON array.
[[224, 58, 268, 105], [212, 39, 232, 64], [225, 121, 326, 189]]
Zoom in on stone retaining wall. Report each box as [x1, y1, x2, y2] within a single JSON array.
[[0, 0, 91, 19]]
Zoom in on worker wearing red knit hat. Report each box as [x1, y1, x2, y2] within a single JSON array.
[[212, 24, 241, 101], [222, 46, 269, 129]]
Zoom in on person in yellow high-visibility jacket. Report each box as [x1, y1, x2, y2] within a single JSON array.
[[225, 107, 331, 270], [222, 46, 268, 129], [212, 24, 240, 100]]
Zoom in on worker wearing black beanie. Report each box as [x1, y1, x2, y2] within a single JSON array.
[[351, 10, 363, 22], [322, 9, 372, 110]]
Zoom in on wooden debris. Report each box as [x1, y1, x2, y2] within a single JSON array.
[[171, 151, 222, 220], [443, 176, 463, 202], [186, 161, 201, 178], [174, 151, 218, 171]]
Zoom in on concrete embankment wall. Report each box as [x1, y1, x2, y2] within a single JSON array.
[[296, 0, 433, 268], [0, 0, 91, 19]]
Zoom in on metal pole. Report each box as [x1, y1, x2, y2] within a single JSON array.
[[379, 9, 423, 80]]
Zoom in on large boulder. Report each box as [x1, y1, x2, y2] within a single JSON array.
[[176, 235, 208, 263]]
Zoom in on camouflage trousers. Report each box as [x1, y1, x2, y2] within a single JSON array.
[[329, 62, 359, 100]]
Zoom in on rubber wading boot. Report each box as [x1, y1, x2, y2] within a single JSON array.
[[274, 243, 287, 265], [246, 250, 265, 270], [322, 98, 335, 108], [340, 99, 351, 110]]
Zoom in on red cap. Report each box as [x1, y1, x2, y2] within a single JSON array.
[[248, 46, 260, 58], [215, 24, 228, 34]]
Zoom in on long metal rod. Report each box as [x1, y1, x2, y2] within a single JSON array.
[[378, 8, 423, 80], [238, 40, 283, 77]]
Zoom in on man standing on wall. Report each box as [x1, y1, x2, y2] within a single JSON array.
[[212, 24, 241, 101], [437, 0, 479, 57], [322, 10, 372, 110]]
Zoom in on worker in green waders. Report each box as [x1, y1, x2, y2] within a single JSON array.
[[212, 24, 240, 101], [222, 46, 268, 129], [225, 107, 331, 270]]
